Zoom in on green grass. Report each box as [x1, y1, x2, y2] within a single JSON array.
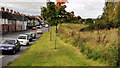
[[8, 27, 104, 66]]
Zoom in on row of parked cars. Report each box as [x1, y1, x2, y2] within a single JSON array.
[[32, 24, 49, 30], [0, 30, 43, 55]]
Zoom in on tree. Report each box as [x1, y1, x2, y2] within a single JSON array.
[[41, 0, 68, 49], [41, 7, 47, 22], [47, 2, 56, 41]]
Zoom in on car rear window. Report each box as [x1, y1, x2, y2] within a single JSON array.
[[2, 39, 15, 45], [18, 36, 26, 39]]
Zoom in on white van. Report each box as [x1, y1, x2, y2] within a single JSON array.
[[17, 34, 29, 46]]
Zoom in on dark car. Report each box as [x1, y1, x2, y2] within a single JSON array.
[[30, 32, 36, 39], [25, 33, 33, 42], [0, 38, 21, 54]]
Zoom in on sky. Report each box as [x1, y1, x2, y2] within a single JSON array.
[[0, 0, 105, 19]]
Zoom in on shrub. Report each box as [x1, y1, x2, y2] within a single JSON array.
[[58, 23, 118, 66], [64, 40, 68, 43], [72, 41, 78, 47], [80, 43, 85, 52]]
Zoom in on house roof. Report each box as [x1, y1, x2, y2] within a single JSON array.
[[0, 11, 14, 20], [0, 11, 28, 21], [24, 16, 32, 20], [7, 13, 28, 21]]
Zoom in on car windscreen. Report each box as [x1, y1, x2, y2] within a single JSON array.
[[2, 39, 15, 45], [18, 36, 26, 39], [25, 34, 31, 37]]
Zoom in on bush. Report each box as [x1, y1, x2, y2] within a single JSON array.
[[58, 23, 118, 66], [64, 40, 68, 43], [72, 41, 78, 47], [80, 43, 85, 52], [80, 21, 119, 32]]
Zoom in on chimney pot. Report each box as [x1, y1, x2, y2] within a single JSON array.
[[21, 13, 23, 16], [6, 8, 9, 12], [17, 12, 20, 15], [1, 7, 5, 11], [10, 10, 13, 13], [14, 11, 16, 14]]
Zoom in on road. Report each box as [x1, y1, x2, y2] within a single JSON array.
[[0, 27, 49, 67]]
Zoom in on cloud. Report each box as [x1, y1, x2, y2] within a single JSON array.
[[0, 1, 46, 15], [0, 0, 105, 18], [64, 0, 105, 18], [0, 0, 47, 2]]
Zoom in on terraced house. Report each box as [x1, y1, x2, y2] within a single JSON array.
[[0, 7, 42, 34]]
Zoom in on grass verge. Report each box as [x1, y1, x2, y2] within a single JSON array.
[[8, 27, 105, 66]]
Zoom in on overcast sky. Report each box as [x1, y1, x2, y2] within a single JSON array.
[[0, 0, 105, 19]]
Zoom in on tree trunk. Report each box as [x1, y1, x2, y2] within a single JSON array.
[[102, 30, 107, 42], [78, 33, 80, 49], [48, 26, 49, 32], [56, 25, 58, 33], [98, 29, 101, 42], [55, 25, 57, 49], [50, 27, 52, 41]]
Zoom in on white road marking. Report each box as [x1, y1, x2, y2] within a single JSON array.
[[0, 56, 4, 59]]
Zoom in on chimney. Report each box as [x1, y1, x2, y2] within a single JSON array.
[[10, 10, 13, 13], [1, 7, 5, 11], [24, 14, 26, 16], [6, 8, 9, 12], [17, 12, 20, 15], [14, 11, 16, 14], [21, 13, 23, 16]]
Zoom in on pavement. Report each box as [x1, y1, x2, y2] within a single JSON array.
[[0, 27, 49, 67]]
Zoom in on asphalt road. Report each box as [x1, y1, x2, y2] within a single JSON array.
[[0, 27, 49, 67]]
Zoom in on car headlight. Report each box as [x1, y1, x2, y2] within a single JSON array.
[[0, 47, 4, 49], [2, 47, 4, 49], [8, 47, 13, 49]]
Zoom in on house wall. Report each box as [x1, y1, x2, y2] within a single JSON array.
[[0, 18, 2, 34], [24, 21, 27, 30], [0, 18, 2, 24]]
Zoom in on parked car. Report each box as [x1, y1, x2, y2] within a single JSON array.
[[36, 25, 42, 29], [25, 33, 33, 42], [17, 34, 29, 46], [37, 29, 43, 34], [32, 27, 37, 30], [0, 38, 21, 54], [30, 32, 36, 39], [45, 24, 49, 28]]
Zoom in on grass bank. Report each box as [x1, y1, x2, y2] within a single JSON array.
[[8, 27, 104, 66], [58, 23, 118, 66]]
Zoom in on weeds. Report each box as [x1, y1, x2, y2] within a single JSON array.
[[58, 23, 118, 66]]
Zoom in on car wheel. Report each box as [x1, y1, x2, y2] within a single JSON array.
[[2, 51, 4, 55], [12, 49, 16, 55], [27, 43, 29, 46]]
